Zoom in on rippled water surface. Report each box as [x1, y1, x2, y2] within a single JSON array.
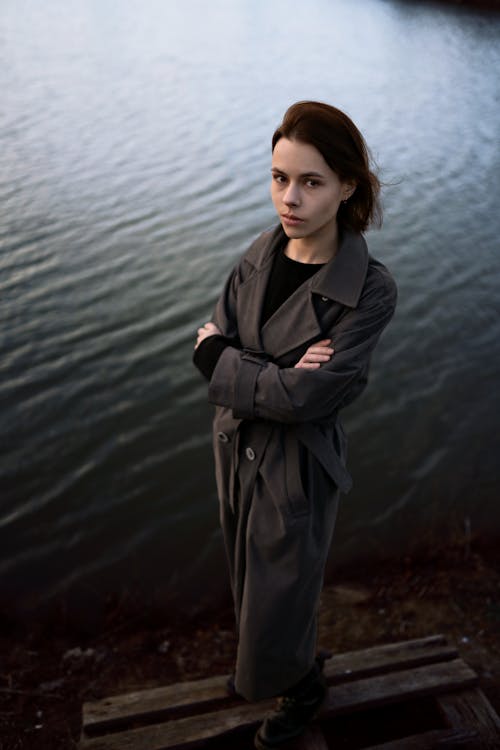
[[1, 0, 499, 616]]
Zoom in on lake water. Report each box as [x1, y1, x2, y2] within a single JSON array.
[[1, 0, 499, 619]]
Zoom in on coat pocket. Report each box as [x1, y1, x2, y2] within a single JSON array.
[[298, 441, 337, 502], [283, 430, 337, 519], [283, 430, 311, 518]]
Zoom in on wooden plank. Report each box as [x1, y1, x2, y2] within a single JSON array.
[[80, 658, 477, 749], [79, 713, 330, 750], [437, 689, 500, 748], [82, 635, 457, 736], [322, 658, 478, 716], [323, 634, 457, 683], [80, 700, 272, 750], [366, 727, 479, 749], [82, 674, 231, 735]]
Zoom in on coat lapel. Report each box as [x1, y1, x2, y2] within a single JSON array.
[[261, 281, 322, 359], [235, 227, 281, 353], [311, 230, 369, 307], [237, 225, 369, 360]]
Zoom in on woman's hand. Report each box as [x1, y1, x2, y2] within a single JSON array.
[[195, 321, 222, 350], [294, 339, 334, 370]]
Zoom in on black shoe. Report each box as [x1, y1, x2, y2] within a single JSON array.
[[254, 664, 327, 749]]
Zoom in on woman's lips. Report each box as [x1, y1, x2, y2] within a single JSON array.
[[281, 214, 304, 226]]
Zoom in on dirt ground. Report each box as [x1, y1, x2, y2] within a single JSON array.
[[1, 540, 500, 750]]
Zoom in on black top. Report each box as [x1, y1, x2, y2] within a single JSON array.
[[260, 247, 324, 326], [193, 246, 324, 380]]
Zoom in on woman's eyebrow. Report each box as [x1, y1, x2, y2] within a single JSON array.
[[271, 167, 325, 178]]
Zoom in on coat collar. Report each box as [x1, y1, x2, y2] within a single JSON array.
[[310, 228, 369, 307], [239, 224, 369, 359], [245, 224, 369, 308]]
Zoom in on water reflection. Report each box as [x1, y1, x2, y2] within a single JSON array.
[[1, 0, 499, 616]]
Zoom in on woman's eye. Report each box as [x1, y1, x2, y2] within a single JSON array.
[[306, 179, 319, 188], [273, 174, 286, 184]]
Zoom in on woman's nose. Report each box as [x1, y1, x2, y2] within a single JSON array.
[[283, 183, 300, 206]]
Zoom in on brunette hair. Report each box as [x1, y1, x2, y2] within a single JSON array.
[[272, 101, 381, 233]]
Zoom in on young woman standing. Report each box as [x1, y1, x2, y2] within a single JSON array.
[[194, 101, 397, 749]]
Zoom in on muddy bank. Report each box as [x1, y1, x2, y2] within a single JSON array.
[[1, 540, 500, 749]]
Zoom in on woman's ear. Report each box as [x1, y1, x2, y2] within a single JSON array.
[[343, 181, 357, 201]]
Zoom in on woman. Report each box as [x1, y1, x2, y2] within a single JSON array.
[[193, 101, 397, 749]]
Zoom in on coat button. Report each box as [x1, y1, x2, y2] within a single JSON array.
[[321, 296, 329, 302], [217, 431, 229, 443], [245, 447, 256, 461]]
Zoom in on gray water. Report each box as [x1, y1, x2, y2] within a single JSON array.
[[1, 0, 500, 617]]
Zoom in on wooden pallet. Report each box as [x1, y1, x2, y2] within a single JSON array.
[[79, 635, 500, 749]]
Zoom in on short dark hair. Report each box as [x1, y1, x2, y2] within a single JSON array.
[[272, 101, 381, 233]]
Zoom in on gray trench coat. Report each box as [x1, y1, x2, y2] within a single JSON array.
[[207, 224, 397, 701]]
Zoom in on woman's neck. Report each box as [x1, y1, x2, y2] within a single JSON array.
[[284, 224, 340, 264]]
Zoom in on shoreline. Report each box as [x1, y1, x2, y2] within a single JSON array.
[[2, 538, 500, 748]]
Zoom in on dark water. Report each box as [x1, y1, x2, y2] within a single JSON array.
[[1, 0, 499, 617]]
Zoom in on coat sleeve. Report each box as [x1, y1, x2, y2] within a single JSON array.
[[208, 265, 397, 424]]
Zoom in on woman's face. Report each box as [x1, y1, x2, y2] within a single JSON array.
[[270, 137, 353, 242]]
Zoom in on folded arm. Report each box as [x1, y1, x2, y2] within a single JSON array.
[[208, 270, 396, 423]]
